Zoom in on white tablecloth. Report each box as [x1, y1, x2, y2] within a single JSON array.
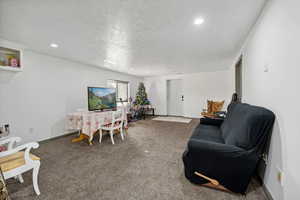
[[66, 109, 127, 139]]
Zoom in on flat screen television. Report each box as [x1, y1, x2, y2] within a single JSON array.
[[88, 87, 117, 111]]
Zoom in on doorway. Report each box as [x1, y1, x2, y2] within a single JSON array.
[[167, 79, 184, 116], [235, 56, 243, 101]]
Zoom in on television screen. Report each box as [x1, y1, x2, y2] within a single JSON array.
[[88, 87, 116, 111]]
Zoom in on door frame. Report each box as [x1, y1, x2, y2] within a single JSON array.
[[235, 55, 243, 101], [166, 79, 184, 116]]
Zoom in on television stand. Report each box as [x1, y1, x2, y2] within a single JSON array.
[[93, 110, 104, 112], [92, 109, 116, 113]]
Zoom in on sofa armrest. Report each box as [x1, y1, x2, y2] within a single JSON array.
[[0, 142, 39, 165], [199, 118, 224, 127], [184, 139, 259, 193]]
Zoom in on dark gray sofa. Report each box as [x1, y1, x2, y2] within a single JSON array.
[[182, 102, 275, 193]]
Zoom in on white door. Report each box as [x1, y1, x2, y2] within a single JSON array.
[[167, 79, 184, 116]]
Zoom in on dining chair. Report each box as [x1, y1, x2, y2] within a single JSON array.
[[99, 110, 124, 145]]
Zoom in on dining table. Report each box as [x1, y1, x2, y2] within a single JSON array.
[[66, 109, 127, 145]]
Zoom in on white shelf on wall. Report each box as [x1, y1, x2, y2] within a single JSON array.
[[0, 46, 22, 72], [0, 65, 23, 72]]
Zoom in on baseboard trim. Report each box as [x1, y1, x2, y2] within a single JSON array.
[[39, 131, 77, 144], [262, 184, 274, 200]]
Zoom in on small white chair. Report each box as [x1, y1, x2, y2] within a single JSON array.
[[0, 137, 41, 195], [99, 110, 125, 145]]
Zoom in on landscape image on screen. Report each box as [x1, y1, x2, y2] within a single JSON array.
[[88, 87, 116, 111]]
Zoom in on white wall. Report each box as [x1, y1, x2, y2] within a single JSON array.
[[0, 40, 143, 143], [144, 70, 235, 118], [240, 0, 300, 199]]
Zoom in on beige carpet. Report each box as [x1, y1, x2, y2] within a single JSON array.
[[7, 118, 267, 200], [152, 116, 192, 123]]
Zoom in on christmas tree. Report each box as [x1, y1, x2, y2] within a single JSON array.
[[134, 82, 150, 105]]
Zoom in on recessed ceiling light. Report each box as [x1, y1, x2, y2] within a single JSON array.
[[194, 17, 204, 25], [50, 43, 59, 48]]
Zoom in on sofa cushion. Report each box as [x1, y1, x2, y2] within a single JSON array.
[[221, 103, 275, 150], [191, 124, 224, 144]]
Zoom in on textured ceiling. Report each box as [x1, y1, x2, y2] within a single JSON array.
[[0, 0, 266, 76]]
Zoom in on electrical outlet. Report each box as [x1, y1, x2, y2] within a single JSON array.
[[29, 128, 34, 134], [264, 64, 269, 72]]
